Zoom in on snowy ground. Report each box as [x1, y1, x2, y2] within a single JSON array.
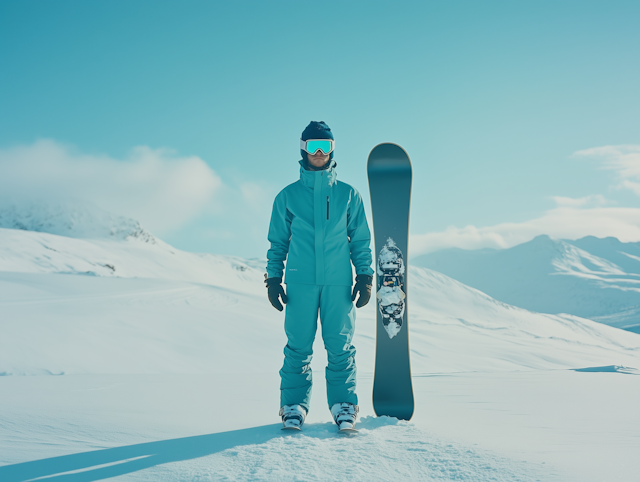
[[2, 370, 639, 481], [1, 225, 640, 481]]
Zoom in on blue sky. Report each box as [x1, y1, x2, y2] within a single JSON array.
[[1, 0, 639, 258]]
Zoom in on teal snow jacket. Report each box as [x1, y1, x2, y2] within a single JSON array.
[[267, 161, 374, 286]]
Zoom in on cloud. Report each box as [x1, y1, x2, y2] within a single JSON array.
[[0, 139, 223, 235], [573, 145, 640, 196], [550, 195, 610, 208], [411, 145, 640, 256], [620, 180, 640, 197], [239, 181, 274, 213], [411, 197, 640, 256]]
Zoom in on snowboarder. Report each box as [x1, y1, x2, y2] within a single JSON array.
[[265, 121, 374, 431]]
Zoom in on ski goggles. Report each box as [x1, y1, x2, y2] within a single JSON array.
[[300, 139, 334, 155]]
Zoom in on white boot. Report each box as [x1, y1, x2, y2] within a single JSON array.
[[280, 404, 307, 430], [330, 402, 359, 431]]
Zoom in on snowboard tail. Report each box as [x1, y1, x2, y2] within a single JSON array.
[[367, 143, 414, 421]]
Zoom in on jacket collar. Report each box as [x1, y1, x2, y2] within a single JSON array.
[[299, 160, 337, 189]]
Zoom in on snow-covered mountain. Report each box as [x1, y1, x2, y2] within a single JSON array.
[[412, 235, 640, 334], [1, 203, 638, 376], [0, 198, 156, 242], [0, 227, 264, 290], [0, 199, 263, 290]]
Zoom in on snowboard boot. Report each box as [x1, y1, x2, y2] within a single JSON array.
[[279, 404, 307, 430], [330, 402, 359, 431]]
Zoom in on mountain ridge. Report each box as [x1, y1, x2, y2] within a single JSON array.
[[1, 199, 637, 335], [412, 235, 640, 333], [0, 198, 156, 243]]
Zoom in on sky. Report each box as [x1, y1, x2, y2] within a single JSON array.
[[1, 0, 639, 258]]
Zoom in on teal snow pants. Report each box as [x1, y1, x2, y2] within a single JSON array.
[[279, 283, 358, 412]]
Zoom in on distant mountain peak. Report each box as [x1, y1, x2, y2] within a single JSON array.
[[0, 198, 157, 242], [573, 235, 639, 248], [412, 233, 640, 333], [531, 234, 553, 241]]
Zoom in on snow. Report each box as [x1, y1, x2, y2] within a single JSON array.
[[412, 234, 640, 333], [2, 370, 638, 481], [0, 227, 263, 290], [2, 238, 637, 377], [376, 238, 406, 339], [377, 285, 406, 305], [377, 237, 405, 275], [1, 375, 562, 482], [1, 212, 640, 481], [0, 198, 156, 242]]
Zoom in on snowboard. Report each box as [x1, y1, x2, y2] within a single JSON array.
[[367, 143, 414, 421]]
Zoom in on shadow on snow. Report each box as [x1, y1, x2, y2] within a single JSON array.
[[0, 416, 399, 481]]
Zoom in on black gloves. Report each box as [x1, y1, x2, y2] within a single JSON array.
[[265, 276, 288, 311], [351, 274, 373, 308], [266, 274, 372, 310]]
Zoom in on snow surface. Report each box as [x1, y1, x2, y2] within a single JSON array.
[[0, 227, 262, 290], [2, 230, 638, 376], [412, 234, 640, 333], [1, 213, 640, 481]]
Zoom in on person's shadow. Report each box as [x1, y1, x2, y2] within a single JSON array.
[[0, 417, 398, 481]]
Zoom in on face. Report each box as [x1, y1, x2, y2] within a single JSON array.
[[307, 149, 330, 168]]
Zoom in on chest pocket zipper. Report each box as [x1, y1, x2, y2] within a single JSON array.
[[326, 196, 330, 220]]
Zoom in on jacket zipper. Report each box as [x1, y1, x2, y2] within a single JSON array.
[[326, 196, 330, 220]]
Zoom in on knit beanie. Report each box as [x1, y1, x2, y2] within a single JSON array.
[[301, 121, 334, 163]]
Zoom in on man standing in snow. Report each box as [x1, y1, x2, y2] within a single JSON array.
[[265, 121, 374, 431]]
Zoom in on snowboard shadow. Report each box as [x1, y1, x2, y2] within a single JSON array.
[[0, 416, 400, 481]]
